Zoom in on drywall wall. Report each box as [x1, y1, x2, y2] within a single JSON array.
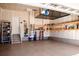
[[50, 30, 75, 39], [0, 8, 28, 41], [0, 8, 51, 41], [34, 18, 50, 25], [50, 30, 79, 40], [0, 7, 51, 26], [1, 6, 78, 42], [34, 18, 51, 38], [0, 8, 1, 18], [0, 9, 28, 21], [49, 15, 79, 44], [49, 15, 79, 24]]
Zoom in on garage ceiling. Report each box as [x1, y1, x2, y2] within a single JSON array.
[[0, 3, 78, 20], [0, 3, 39, 11], [0, 3, 70, 20], [22, 2, 79, 15]]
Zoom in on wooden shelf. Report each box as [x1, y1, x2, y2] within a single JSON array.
[[1, 21, 11, 43], [43, 20, 79, 32]]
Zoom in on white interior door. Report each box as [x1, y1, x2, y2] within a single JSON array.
[[11, 17, 23, 44], [11, 17, 20, 34]]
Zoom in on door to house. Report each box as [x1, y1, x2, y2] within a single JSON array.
[[35, 27, 44, 40], [11, 17, 21, 44]]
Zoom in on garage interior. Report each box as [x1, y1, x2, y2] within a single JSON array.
[[0, 3, 79, 56]]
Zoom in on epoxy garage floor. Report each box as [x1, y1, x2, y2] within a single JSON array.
[[0, 40, 79, 56]]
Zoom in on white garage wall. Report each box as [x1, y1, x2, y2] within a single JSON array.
[[34, 18, 51, 37], [50, 30, 75, 39], [0, 8, 51, 41], [33, 15, 79, 39], [1, 6, 79, 42], [0, 8, 28, 41], [74, 30, 79, 40], [34, 18, 50, 25], [49, 15, 79, 40], [49, 15, 78, 24]]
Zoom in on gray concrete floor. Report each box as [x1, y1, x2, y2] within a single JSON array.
[[0, 40, 79, 56]]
